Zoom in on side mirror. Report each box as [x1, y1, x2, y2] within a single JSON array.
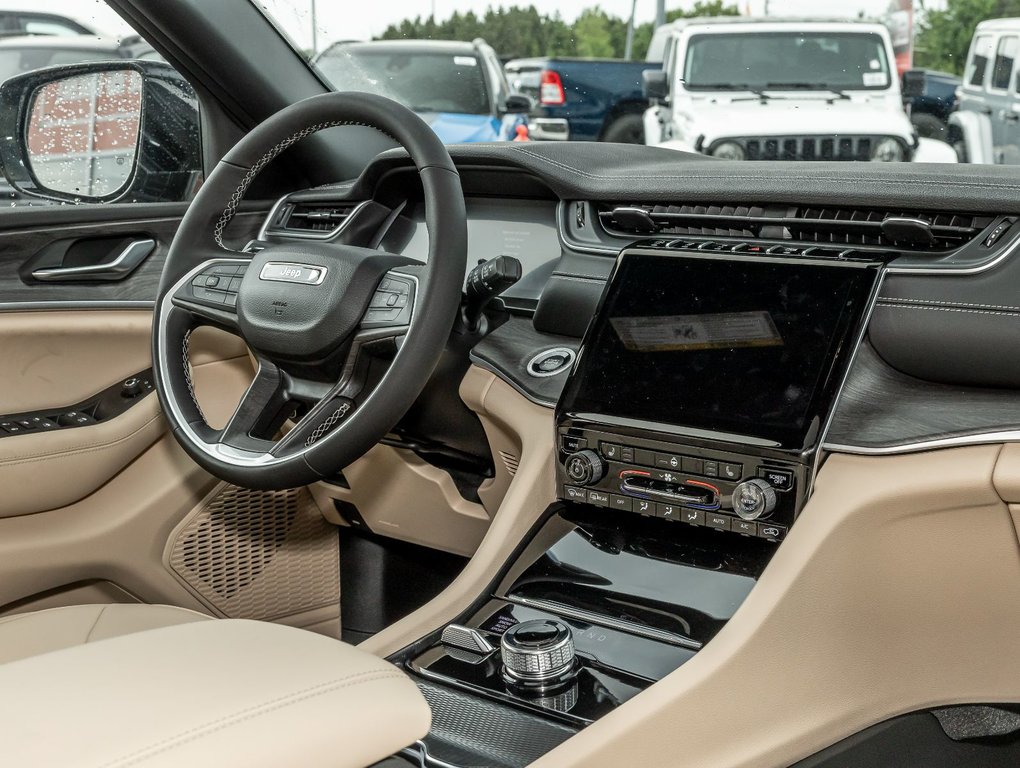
[[0, 60, 201, 204], [643, 69, 669, 101], [901, 69, 926, 99], [504, 93, 533, 114]]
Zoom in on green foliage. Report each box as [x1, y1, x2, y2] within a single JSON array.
[[375, 2, 740, 61], [916, 0, 1020, 74]]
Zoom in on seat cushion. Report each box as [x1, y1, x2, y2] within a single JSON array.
[[0, 603, 210, 665], [0, 616, 430, 768]]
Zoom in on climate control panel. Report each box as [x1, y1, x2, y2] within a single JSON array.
[[558, 427, 807, 541]]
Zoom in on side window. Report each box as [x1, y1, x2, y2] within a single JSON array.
[[966, 35, 994, 87], [0, 3, 202, 207], [992, 36, 1018, 90]]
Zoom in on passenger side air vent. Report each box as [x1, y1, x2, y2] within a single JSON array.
[[598, 203, 994, 253], [267, 200, 363, 237]]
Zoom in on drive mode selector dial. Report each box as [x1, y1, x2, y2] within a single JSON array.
[[732, 478, 778, 520], [501, 620, 576, 688], [564, 449, 606, 486]]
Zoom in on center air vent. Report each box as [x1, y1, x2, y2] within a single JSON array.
[[598, 203, 994, 253], [266, 200, 364, 238]]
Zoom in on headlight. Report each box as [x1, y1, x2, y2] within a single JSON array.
[[871, 138, 905, 162], [711, 141, 746, 161]]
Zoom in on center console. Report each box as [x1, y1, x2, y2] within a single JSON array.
[[400, 247, 883, 768]]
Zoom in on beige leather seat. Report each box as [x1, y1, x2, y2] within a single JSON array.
[[0, 603, 431, 768], [0, 602, 209, 665]]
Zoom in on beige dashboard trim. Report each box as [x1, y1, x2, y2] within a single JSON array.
[[532, 444, 1020, 768], [360, 365, 556, 657]]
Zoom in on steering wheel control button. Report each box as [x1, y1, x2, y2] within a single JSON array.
[[758, 467, 795, 492], [363, 276, 415, 329], [732, 478, 778, 520], [564, 449, 605, 486], [501, 620, 576, 689], [526, 348, 576, 378], [258, 262, 326, 285]]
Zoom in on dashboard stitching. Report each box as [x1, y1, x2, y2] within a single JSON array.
[[876, 303, 1020, 318], [879, 297, 1020, 312], [507, 146, 1020, 190]]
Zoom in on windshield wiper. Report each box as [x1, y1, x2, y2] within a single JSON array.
[[765, 82, 851, 100], [692, 84, 783, 102]]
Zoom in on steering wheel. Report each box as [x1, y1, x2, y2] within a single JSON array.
[[152, 92, 467, 490]]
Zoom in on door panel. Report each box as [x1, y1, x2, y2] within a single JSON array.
[[0, 207, 263, 307]]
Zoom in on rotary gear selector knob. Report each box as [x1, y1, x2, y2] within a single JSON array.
[[732, 478, 778, 520], [501, 619, 576, 688], [564, 449, 606, 486]]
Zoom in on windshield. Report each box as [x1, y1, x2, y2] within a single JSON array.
[[684, 32, 891, 91], [247, 1, 1013, 163], [315, 47, 490, 115]]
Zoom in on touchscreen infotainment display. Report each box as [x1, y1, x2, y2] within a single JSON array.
[[559, 251, 882, 451]]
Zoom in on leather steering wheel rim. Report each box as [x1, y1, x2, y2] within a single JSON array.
[[152, 92, 467, 490]]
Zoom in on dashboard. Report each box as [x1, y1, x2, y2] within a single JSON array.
[[259, 141, 1020, 463], [255, 141, 1020, 739], [383, 197, 559, 306]]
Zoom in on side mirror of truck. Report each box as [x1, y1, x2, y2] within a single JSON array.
[[642, 69, 669, 101], [504, 93, 533, 114], [901, 69, 926, 100]]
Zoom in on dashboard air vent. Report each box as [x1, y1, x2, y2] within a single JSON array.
[[598, 203, 994, 253], [270, 200, 362, 236]]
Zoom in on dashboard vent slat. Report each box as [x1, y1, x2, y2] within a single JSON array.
[[275, 201, 361, 235], [598, 203, 994, 253]]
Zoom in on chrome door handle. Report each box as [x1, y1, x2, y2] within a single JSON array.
[[31, 238, 156, 282]]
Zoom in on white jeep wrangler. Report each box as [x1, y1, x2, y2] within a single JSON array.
[[642, 18, 956, 163]]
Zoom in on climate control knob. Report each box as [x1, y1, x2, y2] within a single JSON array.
[[732, 478, 778, 520], [564, 449, 606, 486]]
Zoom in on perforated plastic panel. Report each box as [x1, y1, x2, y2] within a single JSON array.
[[167, 485, 339, 621]]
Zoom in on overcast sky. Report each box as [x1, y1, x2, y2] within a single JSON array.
[[0, 1, 950, 49]]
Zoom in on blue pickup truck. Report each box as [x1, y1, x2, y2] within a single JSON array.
[[908, 69, 961, 140], [505, 57, 656, 143]]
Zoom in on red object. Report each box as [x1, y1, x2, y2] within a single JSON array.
[[513, 124, 530, 142], [539, 69, 566, 106]]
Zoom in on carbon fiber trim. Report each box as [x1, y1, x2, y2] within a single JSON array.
[[416, 680, 577, 768]]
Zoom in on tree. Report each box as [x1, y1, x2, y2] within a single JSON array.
[[574, 9, 617, 58], [375, 3, 740, 61], [915, 0, 1020, 74]]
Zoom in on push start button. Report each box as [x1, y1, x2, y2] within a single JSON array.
[[527, 347, 576, 378]]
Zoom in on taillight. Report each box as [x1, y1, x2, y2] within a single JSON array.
[[540, 70, 566, 106]]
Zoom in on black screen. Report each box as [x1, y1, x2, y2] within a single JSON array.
[[560, 252, 881, 451]]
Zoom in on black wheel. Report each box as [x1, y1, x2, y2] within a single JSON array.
[[602, 113, 645, 144], [911, 112, 948, 140]]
